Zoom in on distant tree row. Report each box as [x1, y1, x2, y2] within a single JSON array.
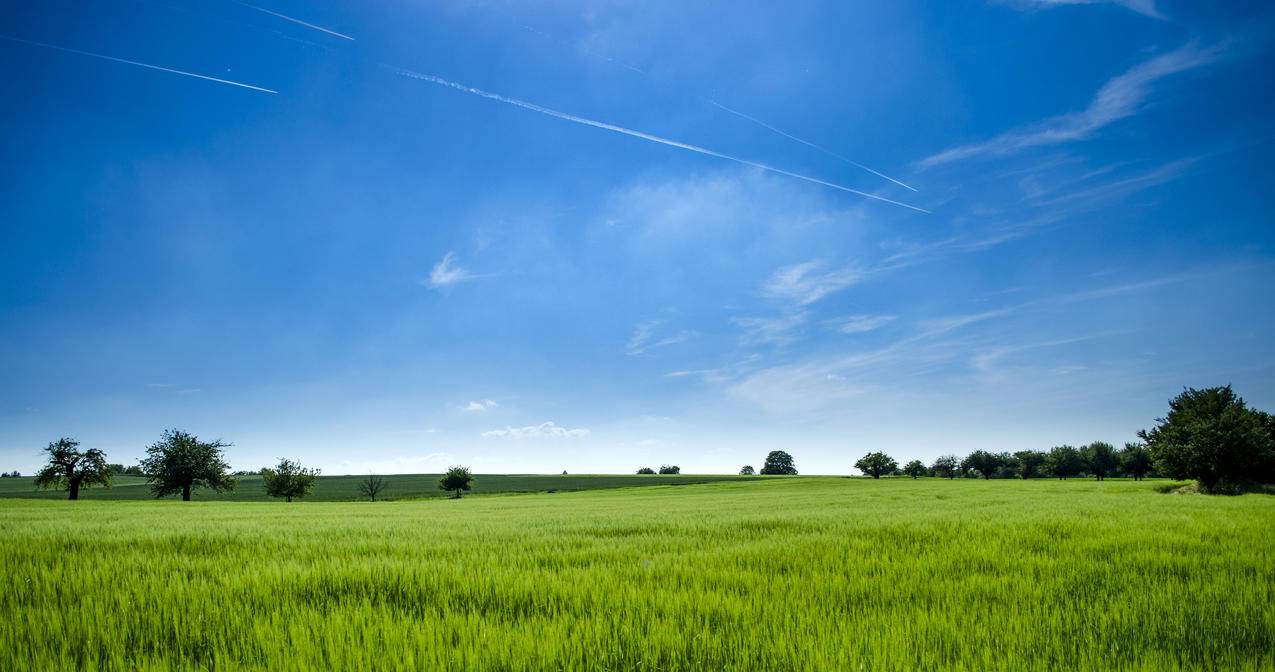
[[1, 470, 24, 478]]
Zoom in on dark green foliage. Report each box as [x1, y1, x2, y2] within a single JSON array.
[[1, 471, 22, 478], [261, 459, 320, 502], [931, 455, 959, 479], [961, 451, 1001, 480], [1120, 443, 1153, 481], [108, 464, 145, 477], [636, 467, 656, 475], [1013, 450, 1047, 479], [358, 475, 386, 502], [1139, 386, 1275, 493], [1082, 442, 1119, 481], [33, 438, 111, 500], [658, 465, 681, 475], [760, 451, 798, 475], [140, 430, 235, 501], [1045, 445, 1084, 480], [855, 452, 897, 479], [439, 466, 474, 499], [739, 465, 755, 475], [902, 460, 927, 479]]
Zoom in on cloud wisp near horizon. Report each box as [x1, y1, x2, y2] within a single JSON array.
[[0, 1, 1272, 475]]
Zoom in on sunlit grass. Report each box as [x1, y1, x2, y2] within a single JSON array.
[[2, 478, 1272, 670]]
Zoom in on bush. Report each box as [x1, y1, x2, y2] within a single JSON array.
[[658, 465, 680, 475], [636, 467, 656, 475]]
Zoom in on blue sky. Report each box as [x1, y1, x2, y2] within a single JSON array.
[[2, 0, 1273, 475]]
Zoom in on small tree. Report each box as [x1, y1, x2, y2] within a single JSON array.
[[931, 454, 959, 479], [140, 429, 235, 501], [358, 474, 386, 501], [1082, 441, 1118, 481], [636, 467, 656, 475], [1045, 445, 1084, 480], [760, 450, 797, 475], [658, 465, 680, 475], [739, 465, 755, 475], [1120, 443, 1152, 481], [439, 465, 473, 499], [1013, 450, 1047, 479], [33, 438, 112, 500], [855, 452, 897, 479], [261, 458, 320, 502], [1139, 386, 1275, 492], [961, 451, 1002, 480], [902, 460, 927, 479]]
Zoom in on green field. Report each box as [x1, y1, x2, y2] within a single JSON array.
[[3, 478, 1273, 670], [0, 472, 752, 501]]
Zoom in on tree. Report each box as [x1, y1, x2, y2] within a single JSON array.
[[1013, 450, 1047, 479], [760, 451, 797, 475], [1139, 386, 1275, 493], [140, 429, 235, 501], [1081, 441, 1118, 481], [658, 465, 681, 474], [1120, 442, 1153, 481], [358, 474, 386, 502], [1045, 445, 1084, 480], [855, 452, 897, 479], [739, 465, 755, 475], [636, 467, 656, 475], [961, 451, 1002, 480], [261, 458, 320, 502], [439, 465, 473, 499], [902, 460, 927, 479], [33, 438, 111, 500], [931, 454, 960, 479]]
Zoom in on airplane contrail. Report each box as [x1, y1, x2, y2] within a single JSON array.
[[387, 66, 929, 214], [233, 2, 355, 41], [708, 99, 917, 192], [1, 35, 276, 94]]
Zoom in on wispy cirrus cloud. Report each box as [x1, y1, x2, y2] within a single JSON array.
[[482, 422, 590, 439], [918, 42, 1223, 168], [835, 314, 897, 334], [463, 399, 499, 412], [763, 260, 864, 306], [1004, 0, 1165, 20], [626, 319, 695, 356], [424, 251, 477, 289]]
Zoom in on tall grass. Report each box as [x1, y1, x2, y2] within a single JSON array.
[[2, 478, 1272, 670]]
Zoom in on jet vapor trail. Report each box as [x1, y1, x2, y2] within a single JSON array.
[[234, 2, 355, 41], [708, 99, 917, 192], [1, 35, 276, 93], [388, 66, 929, 214]]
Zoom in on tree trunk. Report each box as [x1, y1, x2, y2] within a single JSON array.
[[286, 495, 292, 503], [182, 484, 192, 501], [68, 481, 80, 500]]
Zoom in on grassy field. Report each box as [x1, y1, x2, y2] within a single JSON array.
[[0, 472, 752, 501], [2, 478, 1273, 670]]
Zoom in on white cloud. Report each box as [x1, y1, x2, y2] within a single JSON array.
[[835, 315, 896, 334], [424, 251, 477, 288], [626, 319, 695, 356], [482, 422, 590, 439], [1007, 0, 1165, 20], [463, 399, 499, 412], [763, 260, 863, 306], [919, 42, 1221, 168], [732, 312, 808, 346]]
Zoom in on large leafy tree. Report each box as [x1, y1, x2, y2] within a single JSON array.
[[261, 458, 320, 502], [1045, 445, 1084, 480], [931, 454, 960, 479], [961, 451, 1002, 480], [439, 465, 474, 499], [1139, 386, 1274, 493], [902, 460, 927, 479], [855, 452, 897, 479], [1082, 441, 1118, 481], [759, 451, 797, 475], [34, 438, 111, 500], [1013, 450, 1047, 479], [140, 429, 235, 501], [738, 465, 755, 475], [1120, 442, 1153, 481]]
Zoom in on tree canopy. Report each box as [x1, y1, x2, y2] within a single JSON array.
[[1045, 445, 1084, 480], [855, 452, 897, 479], [1139, 386, 1274, 492], [1013, 450, 1047, 479], [760, 451, 797, 475], [1082, 441, 1118, 481], [738, 465, 755, 475], [140, 429, 235, 501], [636, 467, 656, 475], [961, 451, 1002, 480], [261, 458, 320, 502], [439, 465, 474, 499], [931, 454, 959, 479], [34, 438, 111, 500], [1120, 442, 1153, 481], [902, 460, 927, 479], [658, 465, 681, 474]]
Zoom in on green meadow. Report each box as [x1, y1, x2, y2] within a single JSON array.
[[2, 478, 1273, 671]]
